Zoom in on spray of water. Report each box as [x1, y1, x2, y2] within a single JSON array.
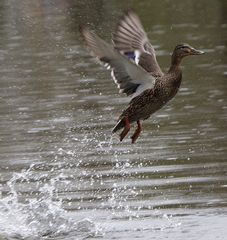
[[0, 132, 178, 239], [0, 164, 102, 239]]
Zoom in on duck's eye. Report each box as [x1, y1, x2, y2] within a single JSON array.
[[181, 47, 190, 52]]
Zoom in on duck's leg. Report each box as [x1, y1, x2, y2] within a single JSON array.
[[119, 116, 130, 141], [131, 121, 141, 144]]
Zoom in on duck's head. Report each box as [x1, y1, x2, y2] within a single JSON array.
[[171, 44, 204, 68], [173, 44, 204, 58]]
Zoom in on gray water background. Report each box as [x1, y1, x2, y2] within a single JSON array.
[[0, 0, 227, 239]]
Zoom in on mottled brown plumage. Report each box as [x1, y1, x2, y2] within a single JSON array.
[[112, 69, 182, 134], [80, 10, 204, 143]]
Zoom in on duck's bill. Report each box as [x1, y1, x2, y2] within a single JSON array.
[[191, 48, 205, 55]]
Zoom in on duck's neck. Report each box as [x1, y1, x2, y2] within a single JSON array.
[[168, 53, 182, 73]]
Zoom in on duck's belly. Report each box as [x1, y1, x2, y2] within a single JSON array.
[[121, 84, 180, 123], [127, 99, 166, 123], [137, 85, 181, 121], [138, 101, 166, 120]]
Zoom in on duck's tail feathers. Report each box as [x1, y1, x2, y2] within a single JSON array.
[[112, 119, 125, 134]]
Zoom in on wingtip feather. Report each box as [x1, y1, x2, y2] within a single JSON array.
[[79, 24, 89, 37], [78, 24, 84, 33], [123, 8, 136, 16]]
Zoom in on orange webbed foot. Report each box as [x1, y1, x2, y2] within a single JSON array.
[[119, 116, 130, 141], [131, 121, 141, 144]]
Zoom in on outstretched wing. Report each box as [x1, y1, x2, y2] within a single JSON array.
[[112, 10, 163, 76], [80, 27, 156, 98]]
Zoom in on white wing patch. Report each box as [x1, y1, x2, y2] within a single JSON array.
[[104, 63, 111, 70], [111, 70, 120, 88], [135, 50, 141, 65]]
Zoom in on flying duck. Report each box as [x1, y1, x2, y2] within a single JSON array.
[[80, 10, 204, 143]]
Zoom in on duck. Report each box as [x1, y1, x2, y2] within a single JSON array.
[[80, 10, 204, 143]]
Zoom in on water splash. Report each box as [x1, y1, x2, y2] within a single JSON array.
[[0, 133, 181, 240], [0, 166, 102, 240]]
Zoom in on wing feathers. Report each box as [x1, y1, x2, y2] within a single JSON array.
[[112, 10, 163, 76], [80, 27, 156, 98]]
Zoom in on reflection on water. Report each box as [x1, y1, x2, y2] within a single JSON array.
[[0, 0, 227, 239]]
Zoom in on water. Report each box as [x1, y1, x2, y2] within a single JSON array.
[[0, 0, 227, 239]]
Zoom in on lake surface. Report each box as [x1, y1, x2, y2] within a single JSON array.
[[0, 0, 227, 239]]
